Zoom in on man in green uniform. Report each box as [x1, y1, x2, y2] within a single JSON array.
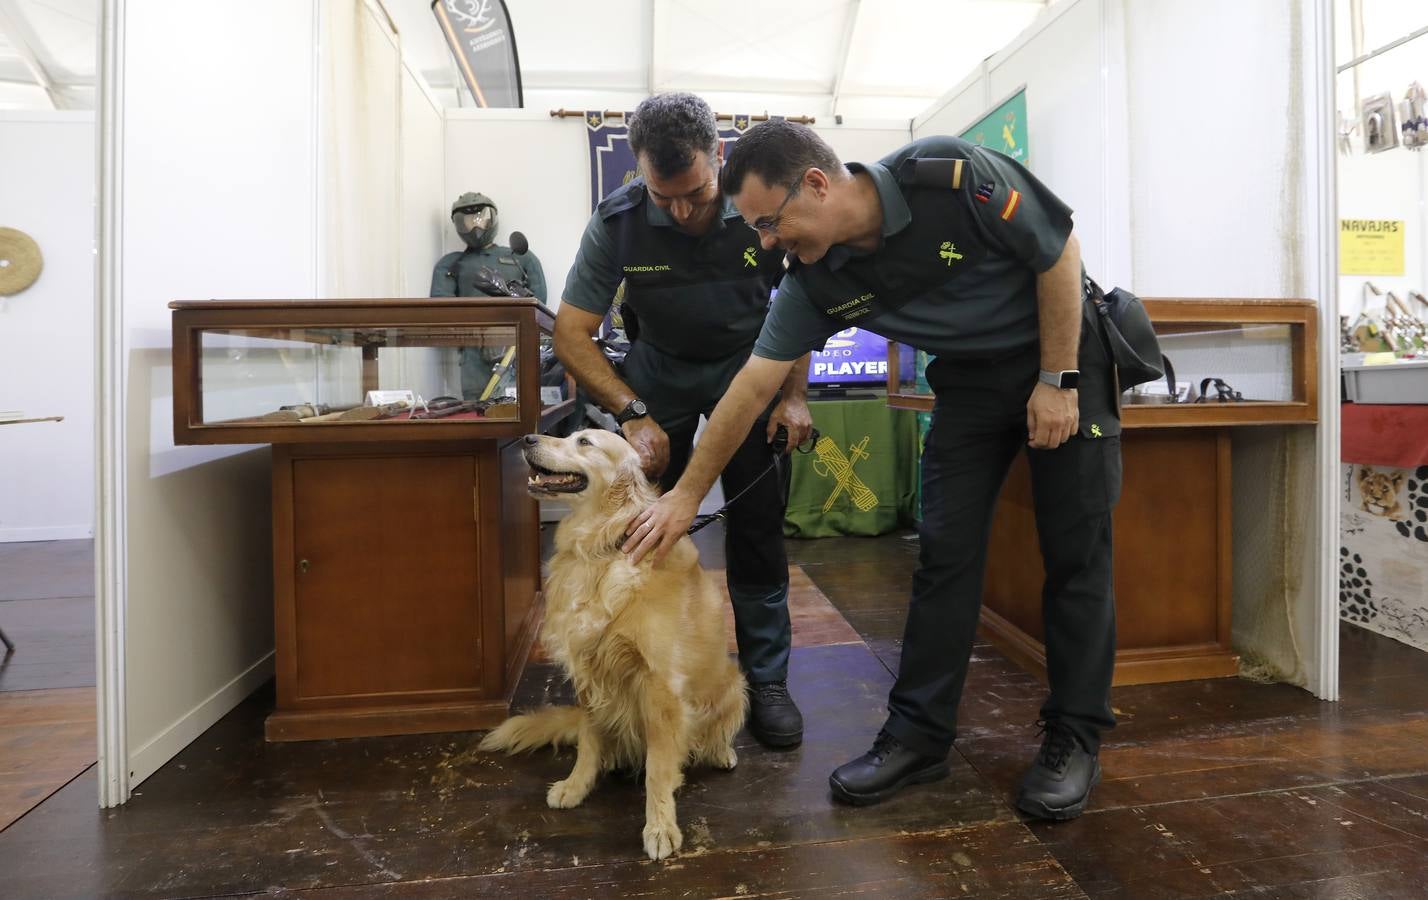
[[432, 192, 548, 399], [624, 120, 1120, 820], [554, 93, 812, 749]]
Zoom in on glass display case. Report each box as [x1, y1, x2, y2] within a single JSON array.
[[168, 299, 565, 740], [888, 298, 1318, 428], [170, 298, 572, 444]]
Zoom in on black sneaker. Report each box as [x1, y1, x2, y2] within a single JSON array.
[[829, 729, 950, 806], [1015, 719, 1102, 821], [748, 679, 803, 748]]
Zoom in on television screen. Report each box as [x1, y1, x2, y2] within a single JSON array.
[[808, 326, 888, 389]]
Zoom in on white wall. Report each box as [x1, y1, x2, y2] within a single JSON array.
[[0, 111, 95, 542], [105, 0, 451, 798], [914, 0, 1336, 694], [915, 0, 1128, 285], [443, 113, 911, 307], [112, 0, 319, 791], [318, 0, 446, 300]]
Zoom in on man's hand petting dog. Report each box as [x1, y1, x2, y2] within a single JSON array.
[[624, 487, 698, 565]]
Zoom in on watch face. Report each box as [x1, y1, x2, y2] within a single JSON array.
[[631, 400, 647, 415], [1061, 371, 1080, 390]]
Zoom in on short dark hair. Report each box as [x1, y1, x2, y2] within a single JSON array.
[[721, 120, 843, 196], [626, 92, 719, 180]]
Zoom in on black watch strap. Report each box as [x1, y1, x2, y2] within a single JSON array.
[[615, 398, 648, 425]]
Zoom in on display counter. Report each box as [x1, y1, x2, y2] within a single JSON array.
[[888, 298, 1318, 685], [171, 298, 569, 739]]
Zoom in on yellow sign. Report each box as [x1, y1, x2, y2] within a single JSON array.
[[1340, 219, 1405, 275]]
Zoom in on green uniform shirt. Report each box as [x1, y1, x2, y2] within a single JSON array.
[[753, 137, 1073, 362], [431, 243, 548, 302]]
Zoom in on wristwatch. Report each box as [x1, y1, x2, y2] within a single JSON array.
[[1038, 369, 1080, 390], [615, 398, 649, 425]]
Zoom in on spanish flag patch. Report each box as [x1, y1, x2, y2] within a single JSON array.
[[1000, 189, 1022, 221]]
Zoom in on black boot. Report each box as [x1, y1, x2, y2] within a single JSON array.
[[1015, 720, 1101, 821], [829, 730, 950, 806], [748, 679, 803, 748]]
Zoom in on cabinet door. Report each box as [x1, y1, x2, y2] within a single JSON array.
[[291, 454, 481, 703]]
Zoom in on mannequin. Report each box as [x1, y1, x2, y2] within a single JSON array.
[[431, 192, 548, 399]]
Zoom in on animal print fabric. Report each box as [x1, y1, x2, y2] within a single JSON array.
[[1341, 464, 1428, 651]]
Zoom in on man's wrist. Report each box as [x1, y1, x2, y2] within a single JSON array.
[[614, 397, 649, 425], [1038, 368, 1080, 390]]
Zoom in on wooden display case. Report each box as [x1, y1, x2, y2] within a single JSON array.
[[170, 299, 570, 740], [886, 298, 1318, 686]]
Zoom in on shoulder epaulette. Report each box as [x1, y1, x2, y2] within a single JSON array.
[[597, 181, 646, 220], [895, 157, 971, 191]]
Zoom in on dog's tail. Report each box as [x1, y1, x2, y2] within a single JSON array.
[[478, 706, 585, 754]]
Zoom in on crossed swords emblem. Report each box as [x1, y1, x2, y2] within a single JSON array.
[[939, 241, 963, 266], [812, 435, 879, 513], [743, 247, 758, 267]]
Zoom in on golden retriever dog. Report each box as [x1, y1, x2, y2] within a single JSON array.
[[478, 429, 747, 861]]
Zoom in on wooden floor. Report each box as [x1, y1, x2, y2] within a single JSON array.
[[0, 539, 96, 832], [3, 531, 1428, 897]]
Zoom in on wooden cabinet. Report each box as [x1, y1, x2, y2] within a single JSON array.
[[888, 298, 1318, 685], [170, 299, 567, 739]]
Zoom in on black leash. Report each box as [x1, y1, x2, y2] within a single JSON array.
[[687, 425, 820, 536]]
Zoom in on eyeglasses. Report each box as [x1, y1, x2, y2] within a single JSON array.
[[750, 180, 802, 235]]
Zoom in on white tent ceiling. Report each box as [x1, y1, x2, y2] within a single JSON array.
[[0, 0, 1049, 121]]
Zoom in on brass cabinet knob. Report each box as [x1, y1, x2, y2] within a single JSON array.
[[298, 559, 310, 574]]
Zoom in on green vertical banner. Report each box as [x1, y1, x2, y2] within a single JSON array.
[[959, 87, 1028, 166]]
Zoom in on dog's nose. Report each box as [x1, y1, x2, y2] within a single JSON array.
[[523, 434, 540, 446]]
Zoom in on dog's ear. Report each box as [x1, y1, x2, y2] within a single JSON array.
[[603, 451, 649, 511]]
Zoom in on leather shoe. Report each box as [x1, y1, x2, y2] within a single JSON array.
[[1015, 720, 1101, 821], [829, 730, 950, 805], [748, 679, 803, 748]]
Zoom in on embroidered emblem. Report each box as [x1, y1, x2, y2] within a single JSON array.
[[938, 241, 964, 266], [812, 435, 879, 513], [1000, 189, 1022, 221], [975, 182, 995, 204], [743, 246, 758, 267], [1090, 423, 1103, 438]]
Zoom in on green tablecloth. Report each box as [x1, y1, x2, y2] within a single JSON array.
[[783, 398, 920, 538]]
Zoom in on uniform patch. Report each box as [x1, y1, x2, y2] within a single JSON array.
[[743, 246, 758, 267], [938, 241, 964, 266], [1000, 189, 1022, 221], [975, 182, 995, 204]]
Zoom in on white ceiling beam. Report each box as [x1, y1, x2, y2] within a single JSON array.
[[828, 0, 863, 121], [0, 0, 64, 108]]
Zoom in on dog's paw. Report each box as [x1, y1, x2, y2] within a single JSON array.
[[710, 745, 738, 770], [642, 819, 683, 861], [546, 778, 590, 809]]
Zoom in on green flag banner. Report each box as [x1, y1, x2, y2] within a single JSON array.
[[784, 398, 920, 538], [959, 87, 1028, 166]]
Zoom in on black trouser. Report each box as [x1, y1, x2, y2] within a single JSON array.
[[662, 417, 792, 684], [883, 344, 1120, 757]]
